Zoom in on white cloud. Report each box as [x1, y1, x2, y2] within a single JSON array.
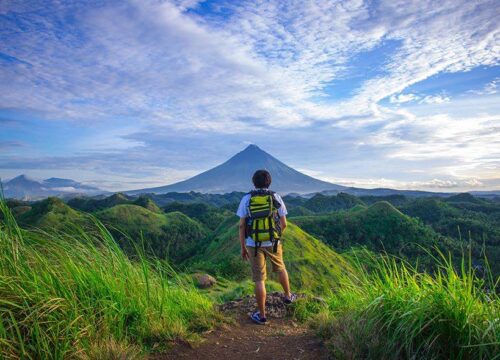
[[470, 77, 500, 95], [0, 0, 499, 190], [390, 93, 420, 104], [1, 0, 498, 129], [419, 94, 451, 104]]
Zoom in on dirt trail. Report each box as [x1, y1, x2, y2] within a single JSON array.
[[155, 293, 330, 360]]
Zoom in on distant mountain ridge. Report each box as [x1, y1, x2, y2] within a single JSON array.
[[3, 146, 500, 199], [127, 145, 500, 197], [128, 144, 346, 195], [2, 175, 104, 200]]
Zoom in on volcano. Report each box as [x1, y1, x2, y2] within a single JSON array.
[[128, 144, 345, 194]]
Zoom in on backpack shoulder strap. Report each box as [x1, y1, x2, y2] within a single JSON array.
[[270, 191, 282, 209]]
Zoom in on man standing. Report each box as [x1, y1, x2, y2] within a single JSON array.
[[236, 169, 295, 325]]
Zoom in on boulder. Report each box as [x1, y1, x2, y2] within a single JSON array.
[[193, 273, 217, 289]]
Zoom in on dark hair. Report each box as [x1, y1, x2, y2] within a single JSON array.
[[252, 170, 272, 189]]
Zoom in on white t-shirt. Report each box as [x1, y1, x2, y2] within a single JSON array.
[[236, 190, 288, 247]]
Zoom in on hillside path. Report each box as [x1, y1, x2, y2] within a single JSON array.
[[155, 293, 331, 360]]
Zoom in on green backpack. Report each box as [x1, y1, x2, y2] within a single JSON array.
[[245, 189, 282, 256]]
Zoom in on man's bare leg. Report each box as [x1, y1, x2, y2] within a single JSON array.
[[255, 280, 266, 317], [278, 269, 291, 299]]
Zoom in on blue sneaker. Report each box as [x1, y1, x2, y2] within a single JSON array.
[[284, 293, 297, 305], [250, 311, 267, 325]]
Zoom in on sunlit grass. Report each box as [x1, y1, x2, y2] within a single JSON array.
[[0, 200, 217, 359], [313, 250, 499, 359]]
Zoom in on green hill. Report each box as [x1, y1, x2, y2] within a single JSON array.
[[163, 201, 232, 230], [287, 205, 315, 217], [132, 195, 163, 213], [67, 193, 133, 212], [189, 217, 350, 293], [143, 191, 246, 207], [359, 194, 408, 206], [292, 201, 448, 265], [17, 197, 91, 230], [400, 197, 500, 244], [445, 192, 485, 205], [399, 198, 460, 224], [69, 193, 165, 214], [303, 192, 364, 213], [96, 204, 208, 262], [399, 197, 500, 275]]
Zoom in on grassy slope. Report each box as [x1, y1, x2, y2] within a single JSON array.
[[312, 251, 499, 359], [0, 200, 217, 359], [96, 204, 209, 263], [189, 217, 351, 293]]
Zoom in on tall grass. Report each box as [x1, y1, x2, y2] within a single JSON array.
[[0, 200, 217, 359], [313, 250, 499, 359]]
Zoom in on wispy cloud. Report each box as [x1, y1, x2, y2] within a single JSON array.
[[390, 93, 420, 104], [1, 0, 498, 127], [469, 77, 500, 95], [419, 94, 451, 104]]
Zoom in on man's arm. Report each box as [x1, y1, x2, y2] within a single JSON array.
[[239, 217, 249, 260], [280, 215, 287, 233]]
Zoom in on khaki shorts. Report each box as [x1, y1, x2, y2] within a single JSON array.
[[247, 243, 286, 282]]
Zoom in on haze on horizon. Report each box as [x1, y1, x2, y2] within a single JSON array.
[[1, 0, 499, 193]]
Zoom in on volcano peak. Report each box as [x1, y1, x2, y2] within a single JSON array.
[[128, 145, 344, 194]]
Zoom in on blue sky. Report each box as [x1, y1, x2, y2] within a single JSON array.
[[0, 0, 499, 192]]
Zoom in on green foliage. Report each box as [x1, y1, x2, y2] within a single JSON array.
[[401, 197, 500, 245], [17, 197, 92, 231], [163, 201, 232, 230], [292, 297, 328, 323], [96, 204, 209, 263], [359, 194, 408, 206], [400, 196, 500, 275], [5, 199, 29, 209], [303, 192, 364, 213], [287, 205, 315, 217], [292, 201, 447, 267], [9, 205, 32, 217], [313, 251, 499, 359], [145, 191, 246, 207], [67, 192, 132, 212], [0, 200, 217, 359], [132, 196, 163, 213], [204, 278, 282, 303]]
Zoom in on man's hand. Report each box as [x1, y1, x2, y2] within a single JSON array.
[[241, 247, 249, 261], [239, 218, 248, 260]]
